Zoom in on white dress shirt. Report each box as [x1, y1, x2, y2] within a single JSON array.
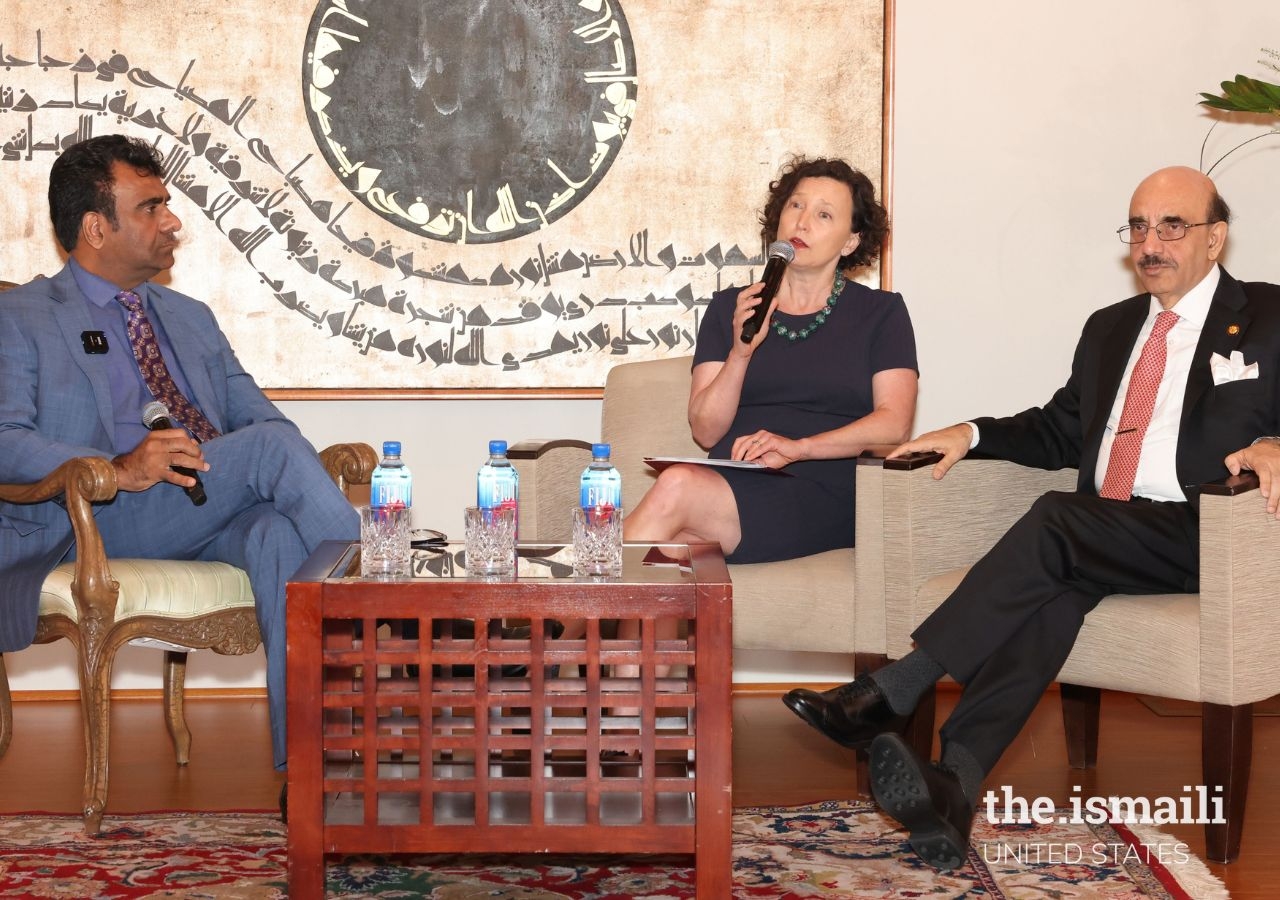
[[1093, 265, 1218, 501]]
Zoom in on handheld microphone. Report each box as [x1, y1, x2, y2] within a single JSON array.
[[141, 401, 208, 506], [740, 240, 795, 343]]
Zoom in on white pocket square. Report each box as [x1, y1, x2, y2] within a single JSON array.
[[1210, 350, 1259, 386]]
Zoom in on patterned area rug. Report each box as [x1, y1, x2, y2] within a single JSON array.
[[0, 801, 1229, 898]]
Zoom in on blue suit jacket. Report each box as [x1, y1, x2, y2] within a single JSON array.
[[0, 264, 292, 651]]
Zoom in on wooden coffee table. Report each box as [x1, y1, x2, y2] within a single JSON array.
[[285, 541, 733, 898]]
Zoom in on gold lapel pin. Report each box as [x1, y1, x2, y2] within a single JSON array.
[[1227, 324, 1241, 335]]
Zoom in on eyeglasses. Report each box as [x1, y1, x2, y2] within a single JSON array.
[[1116, 221, 1214, 244]]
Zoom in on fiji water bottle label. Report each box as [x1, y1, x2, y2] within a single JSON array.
[[478, 478, 518, 510], [581, 484, 620, 509], [372, 483, 409, 508], [581, 471, 621, 510]]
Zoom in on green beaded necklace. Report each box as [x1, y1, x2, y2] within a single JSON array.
[[772, 272, 846, 341]]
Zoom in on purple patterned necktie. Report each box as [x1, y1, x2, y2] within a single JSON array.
[[115, 289, 220, 443]]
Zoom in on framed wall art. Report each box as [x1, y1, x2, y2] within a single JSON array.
[[1, 0, 891, 396]]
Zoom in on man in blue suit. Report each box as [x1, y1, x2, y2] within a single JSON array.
[[0, 135, 358, 786]]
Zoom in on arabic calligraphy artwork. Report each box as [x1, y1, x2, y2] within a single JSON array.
[[0, 0, 887, 393], [304, 0, 637, 244]]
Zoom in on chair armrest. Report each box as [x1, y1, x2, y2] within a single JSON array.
[[0, 457, 121, 628], [1197, 472, 1280, 704], [319, 442, 378, 494], [0, 455, 118, 506], [1200, 471, 1261, 497], [879, 455, 1077, 657], [0, 446, 373, 635], [509, 439, 592, 542], [852, 451, 937, 654]]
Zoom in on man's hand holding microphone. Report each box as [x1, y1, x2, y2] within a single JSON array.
[[110, 401, 209, 504]]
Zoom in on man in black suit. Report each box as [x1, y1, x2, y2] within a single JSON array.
[[782, 166, 1280, 869]]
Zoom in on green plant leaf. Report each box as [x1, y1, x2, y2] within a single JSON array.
[[1259, 79, 1280, 105], [1200, 74, 1280, 116], [1199, 93, 1237, 111]]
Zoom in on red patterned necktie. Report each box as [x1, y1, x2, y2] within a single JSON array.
[[1099, 309, 1178, 500], [115, 290, 221, 443]]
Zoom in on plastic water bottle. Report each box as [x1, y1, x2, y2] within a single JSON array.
[[364, 441, 412, 578], [477, 439, 519, 518], [575, 443, 623, 576], [579, 443, 622, 512], [371, 441, 412, 509]]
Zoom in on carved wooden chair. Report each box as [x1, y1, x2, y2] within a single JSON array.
[[878, 455, 1280, 862], [0, 443, 377, 834], [510, 355, 933, 794]]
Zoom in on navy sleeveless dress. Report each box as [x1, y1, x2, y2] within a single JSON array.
[[692, 279, 917, 562]]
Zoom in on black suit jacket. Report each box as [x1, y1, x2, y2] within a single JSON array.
[[971, 268, 1280, 501]]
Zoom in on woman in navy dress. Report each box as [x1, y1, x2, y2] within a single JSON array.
[[625, 156, 919, 561]]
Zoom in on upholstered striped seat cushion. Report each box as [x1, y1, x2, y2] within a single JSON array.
[[730, 550, 856, 654], [38, 560, 255, 622]]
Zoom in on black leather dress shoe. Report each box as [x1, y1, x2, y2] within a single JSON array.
[[279, 782, 288, 825], [870, 733, 973, 871], [781, 676, 910, 750]]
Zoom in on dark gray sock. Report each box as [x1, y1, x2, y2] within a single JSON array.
[[940, 741, 985, 807], [867, 648, 944, 715]]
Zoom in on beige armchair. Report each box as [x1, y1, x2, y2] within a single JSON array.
[[879, 455, 1280, 862], [511, 356, 933, 791], [0, 442, 376, 834]]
